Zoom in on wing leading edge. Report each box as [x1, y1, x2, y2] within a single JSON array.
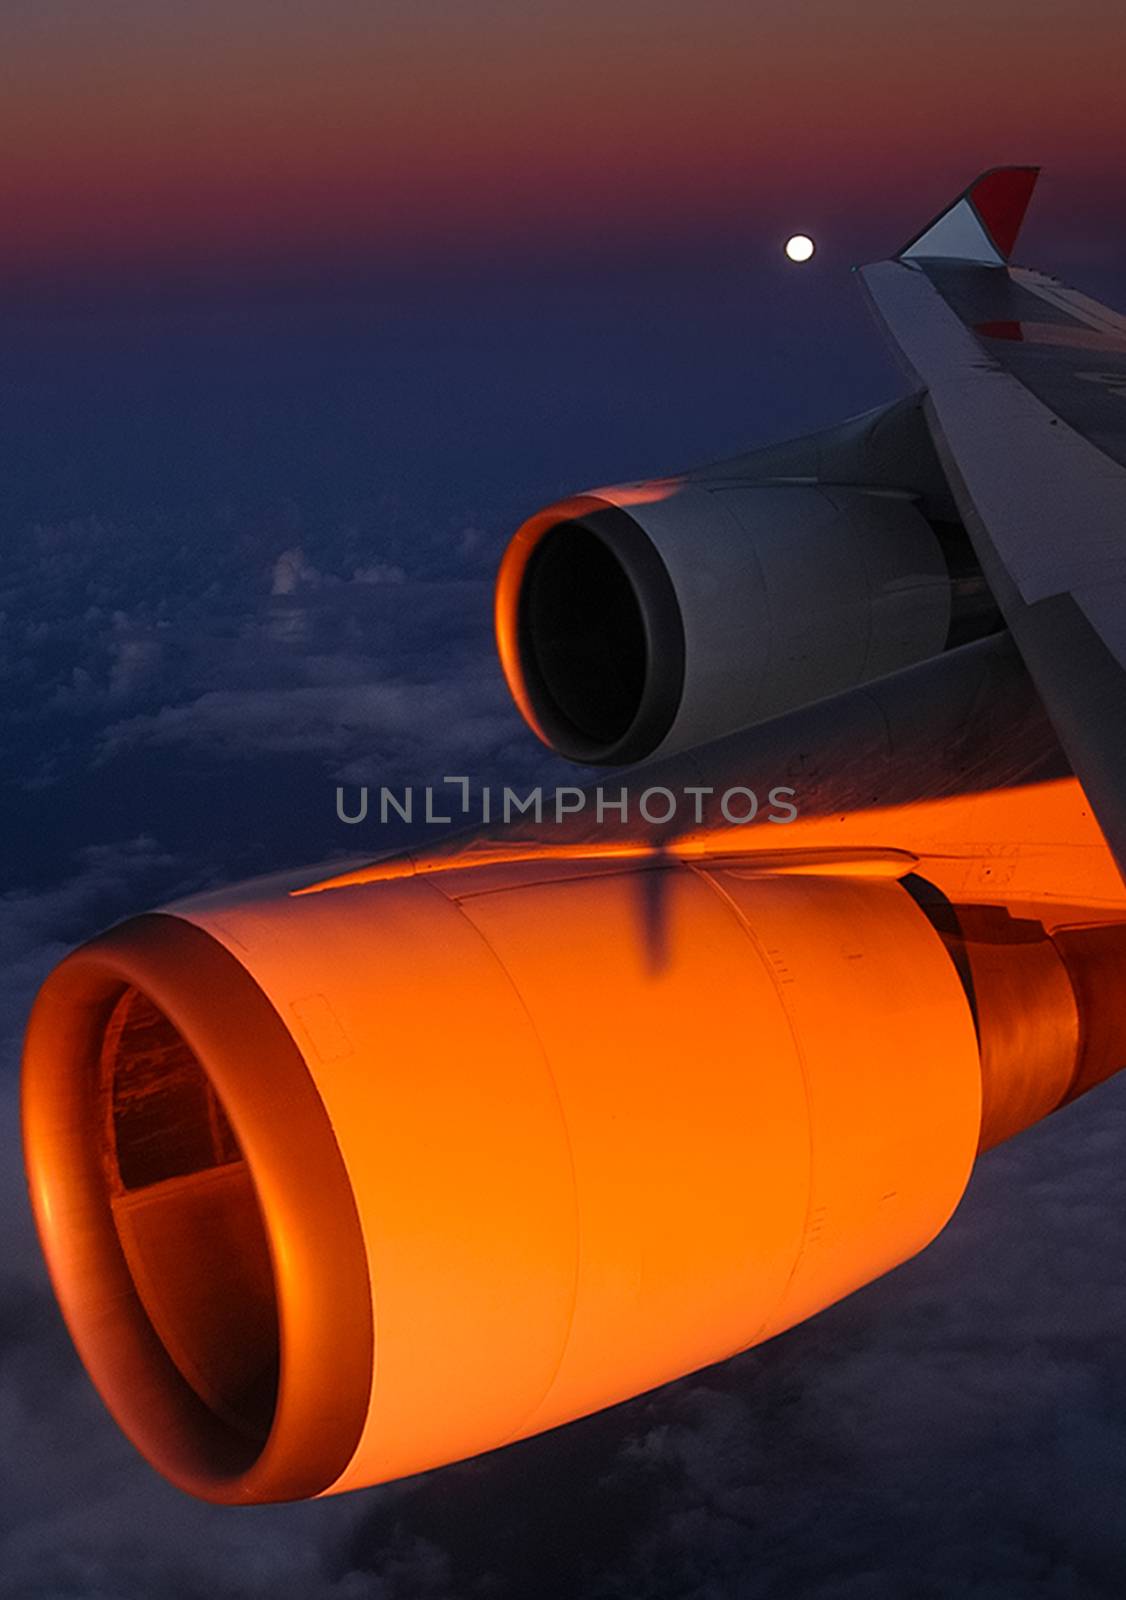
[[860, 167, 1126, 883]]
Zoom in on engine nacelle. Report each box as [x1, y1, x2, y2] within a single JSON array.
[[23, 861, 982, 1503], [496, 478, 984, 764]]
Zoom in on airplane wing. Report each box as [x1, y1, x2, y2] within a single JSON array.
[[859, 167, 1126, 881]]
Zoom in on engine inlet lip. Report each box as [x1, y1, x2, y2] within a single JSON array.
[[496, 495, 685, 766], [21, 911, 373, 1504]]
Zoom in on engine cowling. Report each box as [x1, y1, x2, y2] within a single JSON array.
[[22, 749, 1126, 1504], [496, 478, 990, 764], [23, 861, 982, 1504]]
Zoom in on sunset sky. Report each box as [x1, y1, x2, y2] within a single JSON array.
[[5, 0, 1126, 282]]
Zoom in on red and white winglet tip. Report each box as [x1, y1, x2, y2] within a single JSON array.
[[897, 166, 1041, 266]]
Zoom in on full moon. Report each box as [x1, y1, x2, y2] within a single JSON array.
[[785, 234, 816, 263]]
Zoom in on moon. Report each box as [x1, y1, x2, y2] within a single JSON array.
[[785, 234, 816, 263]]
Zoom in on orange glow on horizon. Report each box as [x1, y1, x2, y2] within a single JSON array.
[[4, 4, 1125, 277]]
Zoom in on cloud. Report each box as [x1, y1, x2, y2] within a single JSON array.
[[352, 561, 407, 586], [271, 546, 321, 596], [96, 678, 520, 786], [0, 837, 179, 1068], [106, 631, 165, 702]]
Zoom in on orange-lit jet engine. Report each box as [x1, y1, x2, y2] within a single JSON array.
[[496, 397, 1001, 763], [21, 863, 983, 1504], [23, 809, 1126, 1504]]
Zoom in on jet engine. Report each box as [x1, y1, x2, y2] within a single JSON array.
[[24, 863, 984, 1503], [23, 815, 1125, 1505], [496, 400, 1001, 764]]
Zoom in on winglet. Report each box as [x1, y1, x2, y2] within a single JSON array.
[[897, 166, 1040, 266]]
